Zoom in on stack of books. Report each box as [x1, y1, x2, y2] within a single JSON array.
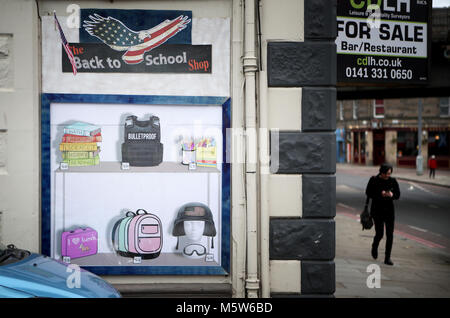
[[59, 122, 102, 166]]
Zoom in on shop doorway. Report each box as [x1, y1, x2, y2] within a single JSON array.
[[373, 129, 385, 166], [353, 131, 366, 164]]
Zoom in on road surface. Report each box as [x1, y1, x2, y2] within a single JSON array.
[[336, 168, 450, 253]]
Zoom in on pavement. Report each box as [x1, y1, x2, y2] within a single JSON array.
[[335, 163, 450, 298], [337, 163, 450, 188]]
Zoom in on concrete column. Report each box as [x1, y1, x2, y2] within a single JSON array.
[[422, 130, 428, 170], [365, 131, 373, 166], [385, 130, 398, 166]]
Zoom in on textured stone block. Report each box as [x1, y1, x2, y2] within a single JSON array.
[[304, 0, 337, 40], [267, 42, 336, 87], [270, 218, 335, 260], [302, 175, 336, 218], [301, 261, 335, 295], [270, 131, 336, 174], [302, 87, 336, 132]]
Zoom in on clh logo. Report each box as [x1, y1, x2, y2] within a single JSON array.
[[350, 0, 411, 13]]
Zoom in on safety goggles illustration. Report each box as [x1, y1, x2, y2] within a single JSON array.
[[183, 243, 207, 256]]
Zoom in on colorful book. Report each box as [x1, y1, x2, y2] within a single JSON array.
[[63, 122, 101, 137], [62, 133, 102, 143], [63, 155, 100, 166], [196, 138, 217, 168], [61, 149, 100, 159], [59, 142, 98, 152]]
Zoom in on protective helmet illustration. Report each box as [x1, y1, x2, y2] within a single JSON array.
[[172, 202, 216, 237]]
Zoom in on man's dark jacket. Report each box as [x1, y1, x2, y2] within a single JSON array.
[[365, 175, 401, 217]]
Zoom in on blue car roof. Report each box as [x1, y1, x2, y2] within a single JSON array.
[[0, 253, 120, 298]]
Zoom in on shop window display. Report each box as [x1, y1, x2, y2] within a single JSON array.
[[41, 94, 230, 275]]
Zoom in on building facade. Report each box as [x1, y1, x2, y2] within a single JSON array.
[[0, 0, 337, 298], [337, 97, 450, 169]]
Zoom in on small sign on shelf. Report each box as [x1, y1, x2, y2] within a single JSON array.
[[133, 256, 142, 264], [62, 256, 71, 264]]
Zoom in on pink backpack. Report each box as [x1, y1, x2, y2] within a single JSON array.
[[112, 209, 163, 259]]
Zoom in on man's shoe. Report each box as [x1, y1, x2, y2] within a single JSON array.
[[384, 259, 394, 266], [371, 247, 378, 259]]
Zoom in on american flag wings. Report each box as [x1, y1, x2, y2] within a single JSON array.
[[83, 14, 191, 64]]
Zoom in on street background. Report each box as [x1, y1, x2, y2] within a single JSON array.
[[336, 163, 450, 298]]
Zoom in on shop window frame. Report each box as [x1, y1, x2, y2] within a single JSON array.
[[439, 97, 450, 117], [41, 93, 231, 276]]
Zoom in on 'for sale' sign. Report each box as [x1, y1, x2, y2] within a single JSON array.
[[336, 0, 430, 84]]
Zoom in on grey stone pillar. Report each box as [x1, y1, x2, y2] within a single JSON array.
[[268, 0, 337, 297]]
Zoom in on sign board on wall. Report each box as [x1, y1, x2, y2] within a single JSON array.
[[62, 43, 212, 73], [62, 9, 212, 73], [336, 0, 429, 84]]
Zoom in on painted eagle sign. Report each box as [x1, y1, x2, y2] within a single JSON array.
[[336, 0, 430, 84], [61, 9, 212, 73]]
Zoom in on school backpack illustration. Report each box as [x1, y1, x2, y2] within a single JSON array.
[[121, 115, 163, 167], [112, 209, 163, 259]]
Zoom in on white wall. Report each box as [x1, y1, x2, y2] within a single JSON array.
[[40, 0, 230, 96], [42, 16, 230, 96], [0, 0, 40, 251]]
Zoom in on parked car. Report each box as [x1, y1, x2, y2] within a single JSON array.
[[0, 243, 121, 298]]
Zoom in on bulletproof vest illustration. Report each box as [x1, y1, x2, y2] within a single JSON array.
[[121, 115, 163, 166]]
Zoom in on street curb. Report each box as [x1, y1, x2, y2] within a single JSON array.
[[395, 176, 450, 189]]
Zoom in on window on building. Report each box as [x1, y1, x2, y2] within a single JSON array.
[[339, 101, 344, 121], [373, 99, 385, 118], [439, 97, 450, 117], [352, 100, 358, 120], [397, 131, 418, 157], [428, 131, 450, 157]]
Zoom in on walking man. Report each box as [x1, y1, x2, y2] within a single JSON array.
[[365, 163, 401, 266]]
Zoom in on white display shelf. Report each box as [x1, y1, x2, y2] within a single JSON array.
[[69, 252, 219, 267], [55, 161, 220, 173], [51, 161, 222, 267]]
